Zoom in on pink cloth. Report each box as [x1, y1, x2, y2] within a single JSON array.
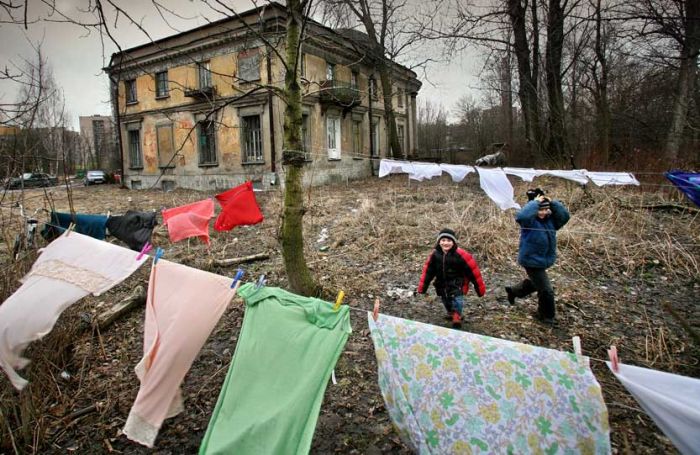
[[0, 232, 147, 389], [123, 259, 237, 448], [161, 199, 214, 245]]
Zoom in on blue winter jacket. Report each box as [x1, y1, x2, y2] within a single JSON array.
[[516, 200, 570, 269]]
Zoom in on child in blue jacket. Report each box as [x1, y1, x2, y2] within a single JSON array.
[[506, 192, 570, 324]]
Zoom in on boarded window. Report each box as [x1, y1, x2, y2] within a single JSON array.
[[327, 116, 341, 159], [242, 115, 263, 162], [369, 78, 378, 100], [128, 129, 142, 168], [352, 120, 362, 155], [351, 72, 358, 89], [198, 121, 217, 165], [199, 61, 212, 88], [125, 79, 137, 103], [238, 50, 261, 82], [300, 53, 306, 78], [397, 124, 405, 153], [302, 114, 311, 160], [156, 124, 176, 168], [326, 63, 335, 81], [156, 71, 169, 97], [397, 88, 404, 107]]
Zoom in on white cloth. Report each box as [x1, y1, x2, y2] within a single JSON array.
[[378, 159, 411, 178], [0, 232, 147, 389], [584, 171, 640, 186], [503, 167, 538, 182], [408, 162, 443, 181], [608, 362, 700, 455], [477, 167, 521, 210], [535, 169, 590, 185], [439, 164, 475, 182]]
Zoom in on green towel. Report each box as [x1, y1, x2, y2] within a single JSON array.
[[199, 283, 352, 455]]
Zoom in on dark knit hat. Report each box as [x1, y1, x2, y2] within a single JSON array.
[[539, 198, 551, 210], [437, 228, 458, 243]]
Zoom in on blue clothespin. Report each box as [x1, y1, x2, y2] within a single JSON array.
[[153, 247, 164, 265], [255, 274, 266, 290], [231, 269, 245, 288]]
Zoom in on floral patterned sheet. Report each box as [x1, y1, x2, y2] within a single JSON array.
[[368, 313, 611, 454]]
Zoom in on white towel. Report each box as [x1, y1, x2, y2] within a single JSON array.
[[503, 167, 538, 182], [378, 159, 411, 178], [477, 167, 521, 210], [439, 164, 475, 182], [585, 171, 640, 186], [535, 169, 590, 185], [408, 162, 443, 181]]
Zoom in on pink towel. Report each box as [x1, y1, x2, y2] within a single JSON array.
[[161, 199, 214, 245], [123, 259, 237, 448]]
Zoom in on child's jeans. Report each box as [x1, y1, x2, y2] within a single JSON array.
[[441, 294, 464, 315]]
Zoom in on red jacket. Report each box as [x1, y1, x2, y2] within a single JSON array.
[[417, 246, 486, 298]]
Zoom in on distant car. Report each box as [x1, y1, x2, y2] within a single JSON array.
[[5, 172, 58, 190], [84, 170, 107, 186]]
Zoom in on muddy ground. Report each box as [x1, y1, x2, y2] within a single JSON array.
[[1, 175, 698, 454]]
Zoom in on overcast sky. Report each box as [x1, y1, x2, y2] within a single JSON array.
[[0, 0, 481, 131]]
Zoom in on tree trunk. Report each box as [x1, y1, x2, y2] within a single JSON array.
[[280, 0, 319, 297], [545, 0, 566, 162], [593, 0, 611, 165], [378, 62, 402, 158]]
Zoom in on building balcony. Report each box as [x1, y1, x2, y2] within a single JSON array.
[[319, 80, 361, 110], [184, 86, 216, 99]]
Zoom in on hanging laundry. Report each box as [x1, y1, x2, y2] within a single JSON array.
[[213, 181, 264, 232], [379, 159, 412, 178], [439, 164, 475, 183], [369, 313, 611, 454], [503, 167, 538, 182], [476, 167, 521, 210], [584, 171, 640, 186], [41, 211, 108, 241], [106, 210, 158, 251], [607, 362, 700, 455], [665, 170, 700, 208], [199, 284, 351, 455], [0, 232, 147, 390], [161, 198, 214, 245], [535, 169, 589, 185], [123, 259, 237, 448], [408, 162, 443, 181]]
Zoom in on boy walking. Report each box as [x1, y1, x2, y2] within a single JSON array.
[[506, 192, 570, 324], [417, 228, 486, 328]]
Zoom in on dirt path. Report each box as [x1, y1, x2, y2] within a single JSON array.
[[1, 177, 698, 454]]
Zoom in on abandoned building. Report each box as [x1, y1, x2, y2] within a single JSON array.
[[78, 115, 119, 171], [105, 2, 421, 191]]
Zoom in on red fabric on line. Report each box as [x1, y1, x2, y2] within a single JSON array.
[[214, 181, 264, 232], [161, 199, 215, 245]]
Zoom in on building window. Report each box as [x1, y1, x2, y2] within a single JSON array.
[[397, 87, 404, 108], [155, 71, 169, 98], [156, 124, 176, 168], [238, 49, 260, 82], [199, 61, 212, 89], [326, 63, 335, 81], [397, 124, 405, 154], [242, 115, 263, 162], [302, 114, 311, 160], [327, 116, 341, 160], [369, 78, 378, 100], [371, 117, 379, 157], [125, 79, 137, 104], [300, 53, 306, 78], [127, 129, 142, 168], [351, 72, 358, 89], [352, 119, 362, 156], [198, 121, 217, 165]]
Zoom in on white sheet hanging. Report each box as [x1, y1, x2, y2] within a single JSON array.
[[408, 162, 443, 181], [585, 171, 640, 186], [476, 167, 521, 210], [503, 167, 538, 182], [439, 164, 475, 182], [608, 362, 700, 455], [535, 169, 590, 185], [378, 159, 411, 178]]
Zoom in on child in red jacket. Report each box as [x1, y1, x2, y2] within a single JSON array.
[[417, 228, 486, 328]]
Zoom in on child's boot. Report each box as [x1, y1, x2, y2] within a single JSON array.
[[451, 311, 462, 329]]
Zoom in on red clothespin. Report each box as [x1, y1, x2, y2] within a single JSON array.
[[136, 242, 152, 261], [372, 298, 380, 321], [608, 345, 619, 373]]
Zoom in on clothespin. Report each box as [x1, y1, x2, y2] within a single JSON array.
[[136, 242, 152, 261], [255, 274, 266, 290], [608, 345, 619, 373], [333, 290, 345, 311], [231, 269, 245, 289], [571, 336, 582, 363], [153, 247, 164, 265], [372, 298, 381, 322], [65, 222, 75, 236]]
